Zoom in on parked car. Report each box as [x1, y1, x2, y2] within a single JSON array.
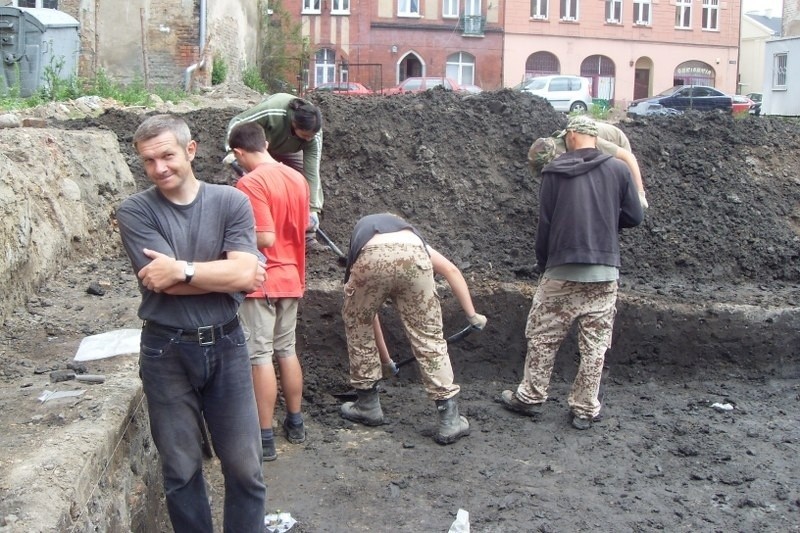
[[513, 75, 593, 113], [746, 92, 762, 116], [731, 95, 755, 116], [625, 102, 683, 117], [460, 84, 484, 94], [627, 85, 732, 116], [385, 77, 462, 94], [312, 82, 373, 95]]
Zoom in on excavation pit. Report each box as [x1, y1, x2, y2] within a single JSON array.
[[1, 87, 799, 531]]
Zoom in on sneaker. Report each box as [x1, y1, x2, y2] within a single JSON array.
[[305, 237, 328, 253], [500, 390, 542, 417], [283, 418, 306, 444], [262, 438, 277, 462], [571, 413, 601, 430]]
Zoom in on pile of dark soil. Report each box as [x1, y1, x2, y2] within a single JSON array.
[[60, 89, 800, 306]]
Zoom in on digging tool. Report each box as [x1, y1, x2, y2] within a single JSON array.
[[330, 323, 482, 400], [394, 323, 481, 369], [316, 227, 347, 265]]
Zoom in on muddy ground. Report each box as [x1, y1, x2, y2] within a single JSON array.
[[1, 87, 799, 532]]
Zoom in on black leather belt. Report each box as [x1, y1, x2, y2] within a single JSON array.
[[142, 316, 240, 346]]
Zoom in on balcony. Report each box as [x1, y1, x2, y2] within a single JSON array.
[[458, 14, 486, 36]]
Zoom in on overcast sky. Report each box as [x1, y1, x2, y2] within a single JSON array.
[[742, 0, 783, 14]]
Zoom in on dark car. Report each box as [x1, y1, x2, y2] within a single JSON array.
[[746, 92, 762, 116], [626, 102, 683, 117], [628, 85, 732, 116]]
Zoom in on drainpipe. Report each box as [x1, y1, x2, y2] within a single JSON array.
[[184, 0, 207, 91]]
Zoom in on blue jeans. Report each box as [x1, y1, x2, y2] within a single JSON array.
[[139, 325, 266, 533]]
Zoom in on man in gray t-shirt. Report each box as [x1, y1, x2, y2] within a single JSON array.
[[115, 114, 267, 533]]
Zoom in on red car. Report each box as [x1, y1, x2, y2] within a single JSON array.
[[312, 82, 373, 95], [384, 77, 462, 94], [731, 95, 755, 116]]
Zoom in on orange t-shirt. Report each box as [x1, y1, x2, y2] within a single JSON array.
[[236, 162, 310, 298]]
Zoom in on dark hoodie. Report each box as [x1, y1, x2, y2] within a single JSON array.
[[535, 147, 643, 271]]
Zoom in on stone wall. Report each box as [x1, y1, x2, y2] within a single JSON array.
[[0, 127, 136, 323]]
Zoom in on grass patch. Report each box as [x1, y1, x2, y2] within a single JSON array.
[[0, 66, 189, 111]]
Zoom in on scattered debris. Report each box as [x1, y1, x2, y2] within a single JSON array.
[[38, 389, 86, 403], [263, 512, 296, 532], [448, 508, 470, 533], [711, 402, 734, 412]]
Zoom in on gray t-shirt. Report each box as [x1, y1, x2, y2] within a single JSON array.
[[116, 182, 257, 328]]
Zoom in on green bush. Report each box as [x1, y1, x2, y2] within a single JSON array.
[[212, 56, 227, 86], [242, 67, 268, 94]]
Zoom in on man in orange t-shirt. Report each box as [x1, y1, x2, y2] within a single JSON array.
[[229, 121, 310, 461]]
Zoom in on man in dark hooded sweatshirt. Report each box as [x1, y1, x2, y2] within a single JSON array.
[[501, 115, 643, 430]]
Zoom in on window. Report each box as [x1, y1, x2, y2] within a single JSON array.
[[531, 0, 548, 19], [702, 0, 719, 31], [526, 51, 560, 77], [465, 0, 481, 16], [773, 53, 787, 88], [605, 0, 621, 23], [675, 0, 691, 29], [332, 0, 350, 14], [633, 0, 651, 25], [560, 0, 578, 21], [302, 0, 321, 14], [443, 0, 459, 18], [446, 52, 476, 85], [314, 49, 336, 86], [399, 0, 420, 16], [15, 0, 58, 6]]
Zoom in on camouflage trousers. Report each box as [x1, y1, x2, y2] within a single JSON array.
[[342, 243, 459, 400], [515, 278, 617, 418]]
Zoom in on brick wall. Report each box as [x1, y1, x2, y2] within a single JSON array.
[[65, 0, 260, 90], [786, 0, 800, 36]]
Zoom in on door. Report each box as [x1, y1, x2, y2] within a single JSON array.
[[634, 68, 649, 100]]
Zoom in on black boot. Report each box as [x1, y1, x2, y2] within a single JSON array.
[[434, 397, 470, 445], [340, 386, 384, 426]]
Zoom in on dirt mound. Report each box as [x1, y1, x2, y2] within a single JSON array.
[[58, 89, 800, 306]]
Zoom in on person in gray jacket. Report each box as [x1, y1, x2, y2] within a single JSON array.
[[501, 115, 644, 430]]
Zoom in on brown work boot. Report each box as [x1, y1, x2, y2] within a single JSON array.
[[500, 390, 543, 417], [434, 397, 470, 445], [340, 386, 384, 426]]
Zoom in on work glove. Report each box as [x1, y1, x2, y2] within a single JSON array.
[[639, 191, 649, 210], [381, 360, 399, 379], [308, 211, 320, 232], [467, 313, 487, 330]]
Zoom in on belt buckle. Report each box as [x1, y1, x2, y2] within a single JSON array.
[[197, 325, 215, 346]]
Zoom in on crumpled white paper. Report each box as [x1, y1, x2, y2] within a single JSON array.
[[448, 508, 470, 533], [74, 329, 141, 361], [264, 512, 296, 532], [39, 389, 86, 403]]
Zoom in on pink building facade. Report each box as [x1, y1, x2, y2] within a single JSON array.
[[503, 0, 742, 107]]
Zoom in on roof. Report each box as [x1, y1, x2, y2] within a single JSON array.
[[744, 13, 782, 36]]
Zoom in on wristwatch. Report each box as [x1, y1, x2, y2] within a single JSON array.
[[184, 261, 195, 284]]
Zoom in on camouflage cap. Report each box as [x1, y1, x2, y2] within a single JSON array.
[[562, 114, 598, 137], [528, 137, 557, 173]]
